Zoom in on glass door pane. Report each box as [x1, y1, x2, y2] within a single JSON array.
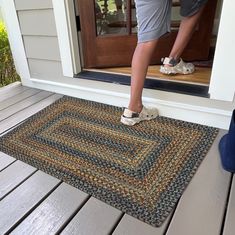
[[94, 0, 183, 36], [95, 0, 128, 35], [130, 0, 137, 33], [171, 0, 182, 31]]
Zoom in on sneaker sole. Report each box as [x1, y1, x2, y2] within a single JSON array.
[[120, 116, 141, 126], [120, 113, 159, 126], [160, 67, 195, 75], [160, 70, 194, 75]]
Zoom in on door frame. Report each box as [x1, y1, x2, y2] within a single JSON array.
[[77, 0, 218, 68], [53, 0, 81, 76], [59, 0, 235, 101]]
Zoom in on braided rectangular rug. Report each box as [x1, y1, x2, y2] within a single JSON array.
[[0, 96, 218, 227]]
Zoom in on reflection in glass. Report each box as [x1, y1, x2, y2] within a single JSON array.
[[95, 0, 128, 35], [94, 0, 183, 36], [130, 0, 137, 33], [171, 1, 182, 31]]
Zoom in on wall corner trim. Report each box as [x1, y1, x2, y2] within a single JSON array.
[[52, 0, 75, 78], [1, 0, 32, 86]]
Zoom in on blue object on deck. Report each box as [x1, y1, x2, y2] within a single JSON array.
[[219, 110, 235, 173]]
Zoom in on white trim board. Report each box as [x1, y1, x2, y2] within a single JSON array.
[[1, 0, 32, 87], [64, 0, 81, 74], [52, 0, 79, 77], [209, 0, 235, 101], [28, 78, 232, 130]]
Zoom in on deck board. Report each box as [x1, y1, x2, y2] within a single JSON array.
[[113, 213, 171, 235], [223, 174, 235, 235], [0, 82, 29, 102], [0, 152, 16, 171], [0, 87, 41, 111], [166, 130, 231, 235], [0, 171, 60, 234], [0, 93, 63, 135], [61, 197, 123, 235], [11, 183, 89, 235], [0, 160, 36, 200], [0, 90, 53, 122]]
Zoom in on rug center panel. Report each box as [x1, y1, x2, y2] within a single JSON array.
[[21, 114, 168, 179]]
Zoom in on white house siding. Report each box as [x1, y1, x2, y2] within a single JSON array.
[[28, 59, 64, 80], [14, 0, 53, 10], [17, 10, 57, 36], [14, 0, 65, 80], [23, 36, 60, 61]]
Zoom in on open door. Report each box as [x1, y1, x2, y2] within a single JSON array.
[[78, 0, 218, 68]]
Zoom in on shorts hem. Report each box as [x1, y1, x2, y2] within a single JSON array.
[[180, 0, 208, 17], [138, 26, 171, 43]]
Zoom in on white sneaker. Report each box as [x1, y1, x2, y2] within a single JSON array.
[[160, 57, 195, 75], [120, 106, 159, 126]]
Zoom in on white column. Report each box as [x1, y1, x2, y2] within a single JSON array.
[[1, 0, 32, 86], [209, 0, 235, 102], [52, 0, 81, 77]]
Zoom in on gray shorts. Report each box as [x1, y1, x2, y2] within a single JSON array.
[[135, 0, 208, 43]]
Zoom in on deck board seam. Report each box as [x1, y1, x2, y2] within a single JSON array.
[[0, 91, 54, 123], [0, 159, 17, 173], [163, 200, 181, 235], [0, 89, 42, 112], [0, 86, 31, 103], [0, 168, 38, 201], [108, 212, 125, 235], [6, 180, 63, 234], [220, 173, 234, 235], [0, 93, 57, 136], [56, 195, 92, 235]]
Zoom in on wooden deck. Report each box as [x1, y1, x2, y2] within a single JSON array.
[[0, 82, 234, 235]]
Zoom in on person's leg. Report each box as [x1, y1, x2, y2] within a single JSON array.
[[121, 0, 171, 125], [127, 0, 171, 112], [128, 39, 159, 113], [121, 39, 160, 126], [160, 1, 208, 75], [168, 6, 205, 61]]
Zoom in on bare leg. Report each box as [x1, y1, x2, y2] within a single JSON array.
[[128, 39, 159, 113], [168, 6, 205, 61]]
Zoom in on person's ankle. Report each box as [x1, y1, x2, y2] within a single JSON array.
[[128, 103, 143, 113], [163, 57, 179, 67]]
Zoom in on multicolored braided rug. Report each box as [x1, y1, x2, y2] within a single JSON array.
[[0, 96, 218, 227]]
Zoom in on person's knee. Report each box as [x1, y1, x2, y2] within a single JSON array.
[[137, 40, 158, 51]]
